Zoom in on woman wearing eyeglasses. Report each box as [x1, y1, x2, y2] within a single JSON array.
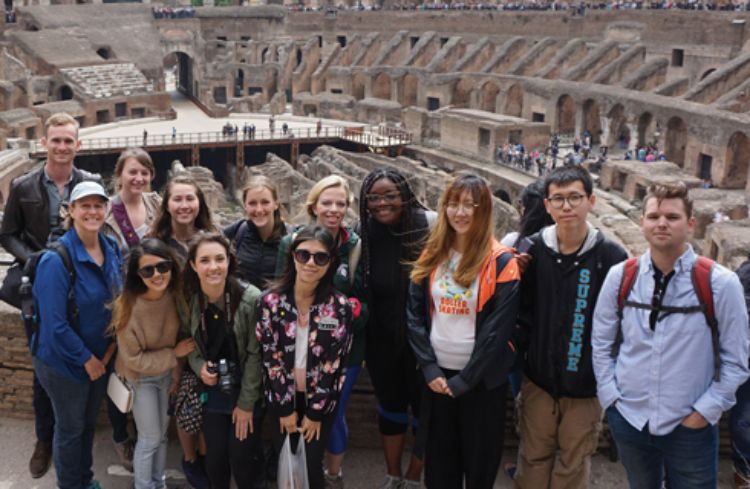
[[259, 225, 358, 489], [407, 172, 521, 489], [275, 175, 367, 486], [182, 232, 263, 489], [357, 168, 434, 489], [111, 238, 195, 489]]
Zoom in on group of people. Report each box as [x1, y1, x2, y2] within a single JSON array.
[[2, 111, 750, 489]]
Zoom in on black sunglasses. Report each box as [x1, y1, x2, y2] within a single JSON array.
[[137, 260, 172, 279], [293, 249, 331, 267]]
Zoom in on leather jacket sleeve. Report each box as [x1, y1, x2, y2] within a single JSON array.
[[0, 173, 45, 262], [407, 277, 443, 385]]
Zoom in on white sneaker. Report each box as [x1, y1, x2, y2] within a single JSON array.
[[377, 475, 402, 489], [325, 469, 344, 489], [400, 479, 422, 489]]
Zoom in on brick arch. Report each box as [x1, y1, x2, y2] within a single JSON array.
[[352, 72, 366, 100], [723, 131, 750, 188], [665, 116, 687, 167], [637, 111, 655, 147], [503, 83, 523, 117], [556, 94, 576, 136], [401, 74, 419, 107], [607, 103, 629, 148], [372, 72, 391, 100], [479, 80, 500, 112], [582, 98, 601, 144], [452, 78, 474, 107]]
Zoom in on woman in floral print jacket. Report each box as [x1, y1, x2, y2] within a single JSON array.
[[256, 225, 359, 489]]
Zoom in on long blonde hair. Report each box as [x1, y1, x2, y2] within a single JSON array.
[[410, 172, 494, 288]]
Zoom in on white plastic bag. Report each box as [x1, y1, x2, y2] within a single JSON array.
[[277, 433, 309, 489]]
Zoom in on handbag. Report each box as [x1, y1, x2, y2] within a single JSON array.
[[277, 433, 309, 489], [107, 373, 134, 413]]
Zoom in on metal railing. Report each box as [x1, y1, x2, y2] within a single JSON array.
[[28, 125, 412, 154]]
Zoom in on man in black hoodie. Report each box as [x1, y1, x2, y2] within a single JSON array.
[[514, 166, 627, 488]]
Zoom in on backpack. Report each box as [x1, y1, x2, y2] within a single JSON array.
[[20, 241, 79, 355], [612, 256, 719, 381]]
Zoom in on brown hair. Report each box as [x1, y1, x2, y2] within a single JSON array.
[[410, 172, 494, 288], [44, 112, 79, 137], [643, 182, 693, 218], [149, 174, 216, 243], [113, 147, 155, 191]]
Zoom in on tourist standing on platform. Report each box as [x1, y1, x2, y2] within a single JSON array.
[[111, 238, 195, 489], [592, 182, 749, 489], [407, 172, 520, 489], [0, 113, 110, 478], [258, 225, 357, 489], [184, 233, 264, 489], [224, 175, 288, 290], [105, 148, 162, 251], [514, 166, 627, 489], [32, 181, 123, 489], [276, 175, 366, 487], [357, 168, 434, 489], [148, 173, 217, 489]]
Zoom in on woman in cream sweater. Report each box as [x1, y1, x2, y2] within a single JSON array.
[[112, 238, 195, 489]]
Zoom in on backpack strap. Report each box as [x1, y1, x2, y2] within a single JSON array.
[[611, 257, 639, 359], [234, 220, 249, 250], [692, 256, 719, 382], [48, 241, 80, 336]]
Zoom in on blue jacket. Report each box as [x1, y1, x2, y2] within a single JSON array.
[[33, 229, 123, 382]]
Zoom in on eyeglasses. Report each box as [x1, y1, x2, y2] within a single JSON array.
[[445, 202, 479, 214], [137, 260, 172, 279], [365, 193, 401, 204], [293, 249, 331, 266], [546, 193, 586, 209]]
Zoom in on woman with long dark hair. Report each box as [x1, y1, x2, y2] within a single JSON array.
[[183, 232, 263, 489], [408, 172, 520, 489], [357, 168, 433, 489], [111, 238, 195, 489], [32, 181, 123, 489], [258, 225, 358, 489]]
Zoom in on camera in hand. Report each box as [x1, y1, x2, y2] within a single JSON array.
[[207, 358, 236, 395]]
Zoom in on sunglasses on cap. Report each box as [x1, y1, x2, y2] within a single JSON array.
[[293, 249, 331, 266], [137, 260, 173, 279]]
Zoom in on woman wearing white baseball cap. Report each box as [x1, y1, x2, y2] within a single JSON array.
[[32, 180, 124, 489]]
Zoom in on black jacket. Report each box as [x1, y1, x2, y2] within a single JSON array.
[[407, 243, 520, 397], [223, 219, 288, 290], [0, 165, 102, 263], [519, 225, 627, 399]]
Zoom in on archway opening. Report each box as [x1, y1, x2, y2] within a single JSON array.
[[372, 73, 391, 100], [163, 51, 194, 97], [235, 69, 244, 97], [352, 73, 366, 100], [723, 131, 750, 188], [480, 81, 499, 112], [637, 112, 654, 147], [402, 74, 418, 107], [582, 99, 601, 144], [607, 104, 629, 149], [59, 85, 74, 101], [556, 94, 576, 136], [665, 116, 687, 167], [503, 84, 523, 118], [452, 78, 473, 107]]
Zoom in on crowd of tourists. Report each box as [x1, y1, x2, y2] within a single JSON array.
[[2, 112, 750, 489], [151, 6, 196, 19]]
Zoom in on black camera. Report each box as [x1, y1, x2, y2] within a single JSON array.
[[207, 359, 236, 395]]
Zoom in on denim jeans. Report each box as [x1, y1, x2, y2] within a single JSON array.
[[34, 357, 109, 489], [132, 371, 171, 489], [731, 377, 750, 476], [606, 405, 718, 489]]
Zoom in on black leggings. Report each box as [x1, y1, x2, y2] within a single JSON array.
[[271, 392, 334, 489], [203, 411, 261, 489]]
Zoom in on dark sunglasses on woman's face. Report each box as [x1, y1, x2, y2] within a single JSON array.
[[137, 260, 172, 279], [293, 249, 331, 267]]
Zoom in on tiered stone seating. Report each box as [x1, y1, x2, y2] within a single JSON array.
[[59, 63, 154, 99]]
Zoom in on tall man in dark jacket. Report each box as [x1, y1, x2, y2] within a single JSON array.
[[514, 166, 627, 488], [0, 113, 102, 478]]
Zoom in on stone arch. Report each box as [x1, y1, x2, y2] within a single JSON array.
[[607, 103, 629, 148], [479, 81, 500, 112], [163, 51, 194, 96], [723, 131, 750, 188], [372, 73, 391, 100], [556, 94, 576, 136], [637, 112, 654, 147], [582, 99, 601, 144], [261, 47, 269, 63], [59, 84, 74, 101], [401, 74, 418, 107], [352, 72, 366, 100], [665, 116, 687, 167], [234, 69, 244, 97], [503, 84, 523, 117], [453, 78, 473, 107]]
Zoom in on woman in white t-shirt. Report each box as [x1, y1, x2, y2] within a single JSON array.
[[407, 172, 521, 489]]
